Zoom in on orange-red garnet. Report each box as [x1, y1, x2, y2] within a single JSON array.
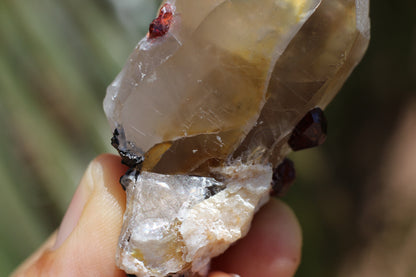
[[148, 4, 174, 39]]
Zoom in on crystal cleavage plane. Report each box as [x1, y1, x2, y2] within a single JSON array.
[[103, 0, 370, 276]]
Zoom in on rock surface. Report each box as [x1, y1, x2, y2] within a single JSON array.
[[117, 164, 272, 277]]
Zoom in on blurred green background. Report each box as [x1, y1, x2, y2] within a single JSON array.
[[0, 0, 415, 276]]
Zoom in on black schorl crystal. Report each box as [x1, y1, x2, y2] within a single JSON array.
[[118, 150, 144, 169], [119, 168, 142, 191], [288, 107, 327, 151], [111, 128, 121, 149], [271, 158, 296, 196], [111, 128, 144, 169]]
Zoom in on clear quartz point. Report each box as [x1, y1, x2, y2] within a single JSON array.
[[104, 0, 370, 276]]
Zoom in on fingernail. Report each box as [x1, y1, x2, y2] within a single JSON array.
[[52, 182, 90, 250]]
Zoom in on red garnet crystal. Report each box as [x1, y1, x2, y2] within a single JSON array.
[[271, 158, 296, 196], [148, 4, 174, 39], [288, 108, 327, 151]]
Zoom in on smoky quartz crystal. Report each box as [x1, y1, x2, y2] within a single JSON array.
[[103, 0, 370, 276]]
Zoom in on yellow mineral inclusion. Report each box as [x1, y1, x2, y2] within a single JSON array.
[[132, 249, 145, 261], [292, 0, 314, 20], [143, 142, 172, 171]]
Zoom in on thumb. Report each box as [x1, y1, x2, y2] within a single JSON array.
[[12, 154, 128, 277]]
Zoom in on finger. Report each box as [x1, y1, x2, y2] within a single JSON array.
[[11, 232, 57, 275], [211, 198, 302, 277], [12, 154, 128, 277]]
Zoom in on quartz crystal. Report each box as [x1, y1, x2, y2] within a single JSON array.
[[104, 0, 370, 276], [104, 0, 370, 174]]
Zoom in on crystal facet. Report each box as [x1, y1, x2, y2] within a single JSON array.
[[104, 0, 370, 276], [288, 108, 328, 151]]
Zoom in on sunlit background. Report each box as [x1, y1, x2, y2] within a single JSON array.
[[1, 0, 415, 276]]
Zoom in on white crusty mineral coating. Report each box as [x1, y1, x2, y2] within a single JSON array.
[[117, 164, 272, 277]]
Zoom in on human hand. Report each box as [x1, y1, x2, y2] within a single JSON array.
[[12, 154, 302, 277]]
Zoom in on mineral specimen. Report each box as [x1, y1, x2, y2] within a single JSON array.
[[104, 0, 370, 276]]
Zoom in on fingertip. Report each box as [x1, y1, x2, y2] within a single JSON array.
[[56, 153, 127, 276], [91, 153, 129, 204], [212, 198, 302, 277], [93, 153, 127, 177], [52, 154, 127, 250], [14, 154, 128, 277]]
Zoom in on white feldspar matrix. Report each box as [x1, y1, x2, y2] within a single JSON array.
[[104, 0, 370, 276]]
